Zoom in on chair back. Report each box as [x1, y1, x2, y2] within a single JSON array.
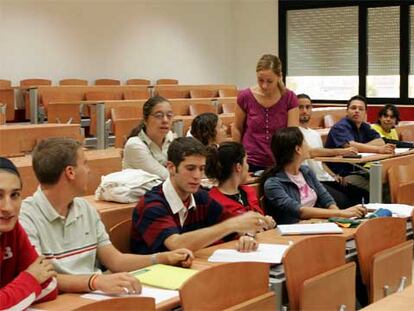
[[123, 89, 150, 100], [73, 297, 155, 310], [388, 163, 414, 204], [156, 78, 178, 85], [85, 91, 122, 101], [20, 78, 52, 86], [126, 79, 151, 86], [219, 88, 238, 97], [109, 218, 133, 253], [301, 262, 356, 310], [180, 262, 273, 310], [189, 89, 218, 99], [189, 102, 218, 116], [157, 89, 189, 99], [95, 79, 121, 86], [283, 235, 348, 310], [371, 240, 413, 302], [0, 79, 11, 88], [355, 217, 407, 301], [59, 79, 88, 86]]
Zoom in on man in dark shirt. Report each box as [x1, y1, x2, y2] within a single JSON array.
[[325, 95, 394, 191], [130, 137, 269, 254]]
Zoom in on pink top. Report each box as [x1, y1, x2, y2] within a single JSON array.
[[237, 88, 298, 167], [286, 171, 317, 208]]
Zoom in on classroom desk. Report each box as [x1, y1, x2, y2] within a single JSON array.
[[11, 148, 122, 198], [315, 149, 414, 203], [0, 123, 83, 157], [361, 284, 414, 310], [31, 261, 216, 311]]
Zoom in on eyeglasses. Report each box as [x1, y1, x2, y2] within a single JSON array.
[[150, 111, 174, 120]]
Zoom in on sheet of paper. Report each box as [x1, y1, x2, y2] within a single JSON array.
[[81, 286, 178, 304], [208, 243, 290, 264], [358, 153, 377, 157], [394, 148, 410, 154], [278, 223, 343, 235], [365, 203, 414, 217]]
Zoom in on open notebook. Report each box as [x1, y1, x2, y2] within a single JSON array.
[[278, 223, 343, 235]]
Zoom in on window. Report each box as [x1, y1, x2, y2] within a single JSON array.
[[409, 6, 414, 98], [367, 6, 400, 98], [286, 7, 358, 100]]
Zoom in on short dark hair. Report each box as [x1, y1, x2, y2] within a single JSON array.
[[168, 137, 207, 167], [297, 93, 312, 102], [32, 137, 81, 185], [377, 104, 401, 125], [347, 95, 368, 110], [190, 113, 218, 146], [205, 142, 246, 183]]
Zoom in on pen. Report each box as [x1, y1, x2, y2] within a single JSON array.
[[361, 197, 365, 209]]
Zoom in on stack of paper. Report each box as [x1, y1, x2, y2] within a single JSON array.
[[81, 286, 178, 304], [278, 223, 343, 235], [365, 203, 414, 217], [130, 264, 198, 290], [208, 243, 290, 264]]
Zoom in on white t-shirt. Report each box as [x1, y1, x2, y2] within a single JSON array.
[[300, 127, 335, 182]]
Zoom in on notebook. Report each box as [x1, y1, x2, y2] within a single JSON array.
[[130, 264, 198, 290], [278, 223, 343, 235], [208, 243, 290, 264]]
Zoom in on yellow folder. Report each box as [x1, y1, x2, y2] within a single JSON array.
[[130, 264, 198, 290]]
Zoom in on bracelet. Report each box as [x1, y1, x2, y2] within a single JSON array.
[[151, 253, 158, 265], [88, 273, 99, 291]]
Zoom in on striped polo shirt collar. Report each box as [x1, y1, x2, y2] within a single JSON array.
[[162, 178, 196, 225], [33, 187, 80, 224]]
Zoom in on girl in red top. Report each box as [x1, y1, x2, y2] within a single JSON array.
[[206, 142, 276, 251], [0, 157, 57, 310]]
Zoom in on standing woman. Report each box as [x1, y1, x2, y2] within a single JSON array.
[[123, 96, 175, 180], [233, 54, 299, 172], [0, 157, 57, 309], [259, 128, 367, 225]]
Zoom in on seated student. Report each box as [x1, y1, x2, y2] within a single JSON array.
[[20, 138, 193, 295], [260, 127, 367, 224], [190, 112, 228, 146], [372, 104, 414, 148], [123, 96, 175, 180], [325, 95, 395, 191], [297, 93, 368, 208], [130, 137, 269, 254], [0, 157, 57, 309], [205, 142, 275, 223]]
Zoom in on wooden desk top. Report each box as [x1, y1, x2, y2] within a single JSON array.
[[32, 261, 217, 311], [0, 123, 81, 130], [361, 284, 414, 310], [195, 226, 356, 260], [314, 149, 414, 164], [11, 148, 122, 167]]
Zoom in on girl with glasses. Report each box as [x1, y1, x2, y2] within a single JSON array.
[[122, 96, 175, 179]]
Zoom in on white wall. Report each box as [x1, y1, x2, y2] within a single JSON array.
[[0, 0, 278, 88]]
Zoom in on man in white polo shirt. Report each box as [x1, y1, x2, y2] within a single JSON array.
[[19, 137, 192, 295]]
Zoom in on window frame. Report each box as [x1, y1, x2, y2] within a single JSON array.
[[279, 0, 414, 105]]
